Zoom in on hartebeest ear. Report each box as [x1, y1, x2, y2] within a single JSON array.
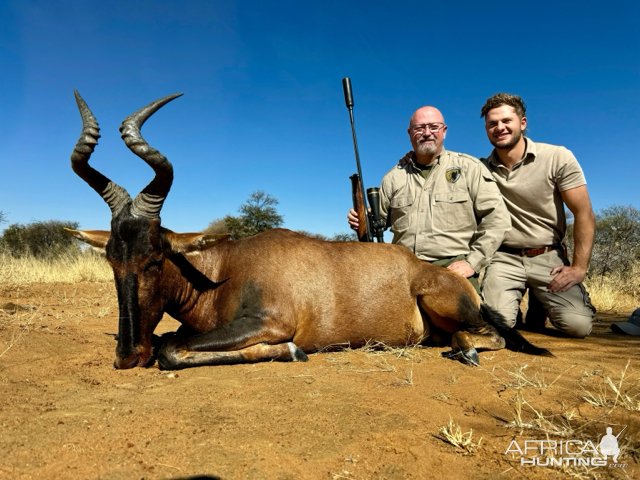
[[65, 228, 111, 250], [164, 232, 231, 254]]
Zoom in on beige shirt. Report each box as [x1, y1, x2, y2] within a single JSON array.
[[482, 138, 586, 248], [379, 149, 511, 271]]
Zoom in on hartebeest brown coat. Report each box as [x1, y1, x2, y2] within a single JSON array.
[[68, 92, 551, 370]]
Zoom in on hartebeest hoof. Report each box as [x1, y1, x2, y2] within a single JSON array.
[[288, 343, 309, 362], [442, 347, 480, 366], [157, 339, 183, 370]]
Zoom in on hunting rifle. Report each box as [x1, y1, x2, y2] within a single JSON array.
[[342, 77, 385, 242]]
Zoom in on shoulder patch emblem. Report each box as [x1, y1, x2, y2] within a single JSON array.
[[445, 167, 462, 183]]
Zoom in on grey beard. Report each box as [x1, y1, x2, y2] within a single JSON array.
[[415, 140, 438, 156]]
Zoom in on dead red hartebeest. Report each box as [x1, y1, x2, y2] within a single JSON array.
[[67, 92, 551, 369]]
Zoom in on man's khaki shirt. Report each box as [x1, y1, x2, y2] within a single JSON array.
[[482, 138, 587, 248], [379, 149, 511, 272]]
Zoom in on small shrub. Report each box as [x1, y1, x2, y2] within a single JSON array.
[[0, 220, 80, 258]]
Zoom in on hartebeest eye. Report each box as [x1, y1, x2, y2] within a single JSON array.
[[144, 258, 163, 273]]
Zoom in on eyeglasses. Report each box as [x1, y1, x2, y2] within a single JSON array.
[[409, 122, 446, 134]]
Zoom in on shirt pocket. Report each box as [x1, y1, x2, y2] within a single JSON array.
[[433, 191, 475, 232], [389, 195, 414, 232]]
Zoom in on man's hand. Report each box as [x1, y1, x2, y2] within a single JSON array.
[[447, 260, 475, 278], [549, 265, 586, 293], [347, 208, 360, 231]]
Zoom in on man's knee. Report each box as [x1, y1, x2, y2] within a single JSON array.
[[536, 282, 595, 338], [548, 309, 593, 338]]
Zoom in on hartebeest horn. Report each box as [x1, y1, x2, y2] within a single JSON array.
[[120, 93, 183, 219], [71, 90, 132, 215]]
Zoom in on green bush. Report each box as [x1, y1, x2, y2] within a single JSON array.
[[0, 220, 81, 258], [590, 205, 640, 278]]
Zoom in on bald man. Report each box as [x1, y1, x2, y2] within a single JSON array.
[[348, 106, 510, 292]]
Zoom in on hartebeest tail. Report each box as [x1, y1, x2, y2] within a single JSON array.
[[69, 92, 552, 370], [479, 304, 553, 357]]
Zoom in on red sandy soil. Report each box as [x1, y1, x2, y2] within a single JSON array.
[[1, 283, 638, 480]]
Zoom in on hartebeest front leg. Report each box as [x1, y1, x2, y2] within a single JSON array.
[[158, 340, 308, 370], [157, 313, 306, 369]]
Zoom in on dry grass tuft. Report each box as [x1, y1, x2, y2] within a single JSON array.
[[501, 363, 568, 391], [437, 417, 482, 454], [359, 340, 423, 361], [0, 302, 40, 359], [508, 389, 577, 437], [0, 252, 112, 285], [580, 360, 640, 412], [359, 341, 420, 386], [495, 361, 638, 479], [585, 264, 639, 312]]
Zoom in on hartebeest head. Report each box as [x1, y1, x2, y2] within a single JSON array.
[[69, 92, 223, 369]]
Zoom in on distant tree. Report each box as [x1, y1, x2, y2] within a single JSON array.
[[202, 192, 356, 241], [0, 220, 80, 258], [266, 230, 357, 242], [295, 230, 329, 240], [589, 205, 640, 279], [0, 211, 6, 224], [203, 218, 229, 236], [330, 232, 358, 242], [204, 191, 284, 239]]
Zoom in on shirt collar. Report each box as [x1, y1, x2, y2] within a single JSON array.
[[404, 148, 445, 171], [487, 137, 536, 168]]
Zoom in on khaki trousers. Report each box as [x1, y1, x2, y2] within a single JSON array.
[[482, 249, 594, 338]]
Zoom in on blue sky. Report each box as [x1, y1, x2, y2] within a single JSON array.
[[1, 1, 638, 237]]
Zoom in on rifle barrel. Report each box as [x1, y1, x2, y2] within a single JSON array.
[[342, 77, 371, 241]]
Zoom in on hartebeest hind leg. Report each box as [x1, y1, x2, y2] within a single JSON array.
[[415, 264, 510, 366], [419, 268, 551, 365], [444, 296, 508, 365]]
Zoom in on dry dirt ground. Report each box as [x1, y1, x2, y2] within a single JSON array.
[[1, 283, 638, 480]]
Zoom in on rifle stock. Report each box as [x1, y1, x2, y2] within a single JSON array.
[[350, 173, 371, 242]]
